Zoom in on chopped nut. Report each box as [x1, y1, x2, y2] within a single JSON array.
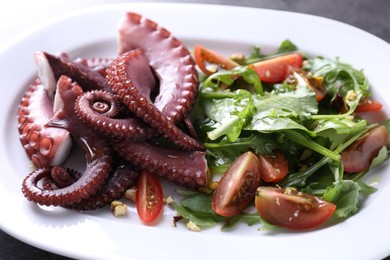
[[209, 181, 219, 190], [124, 187, 137, 202], [230, 53, 246, 62], [346, 90, 358, 101], [186, 221, 201, 232], [113, 204, 128, 217], [111, 200, 124, 210], [110, 200, 128, 217], [164, 195, 174, 205]]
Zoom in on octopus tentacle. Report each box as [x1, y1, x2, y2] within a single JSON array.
[[114, 140, 208, 188], [17, 80, 72, 168], [75, 57, 114, 77], [118, 12, 199, 124], [66, 163, 139, 210], [75, 90, 155, 140], [50, 166, 81, 188], [107, 50, 204, 151], [21, 76, 113, 206], [22, 154, 112, 206], [41, 52, 112, 92]]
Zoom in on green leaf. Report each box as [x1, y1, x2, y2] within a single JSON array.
[[322, 180, 360, 218], [173, 203, 217, 229], [369, 146, 389, 170], [221, 212, 261, 231], [303, 57, 370, 114], [203, 89, 255, 142], [202, 66, 263, 94], [180, 193, 215, 215], [277, 39, 298, 53], [205, 134, 277, 174]]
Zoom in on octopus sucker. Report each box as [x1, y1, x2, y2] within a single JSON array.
[[21, 76, 114, 206], [65, 163, 139, 210], [18, 12, 209, 211], [107, 50, 204, 151], [17, 80, 72, 168], [117, 12, 199, 124], [114, 140, 208, 188], [75, 89, 155, 140]]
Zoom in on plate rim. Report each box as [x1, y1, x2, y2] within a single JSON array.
[[1, 3, 390, 260]]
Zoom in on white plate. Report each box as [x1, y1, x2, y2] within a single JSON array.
[[1, 3, 390, 260]]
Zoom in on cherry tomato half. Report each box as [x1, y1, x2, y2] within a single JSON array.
[[248, 53, 303, 83], [136, 170, 163, 223], [355, 97, 383, 113], [341, 125, 389, 173], [258, 150, 289, 183], [212, 151, 261, 217], [255, 187, 336, 230], [194, 44, 239, 76]]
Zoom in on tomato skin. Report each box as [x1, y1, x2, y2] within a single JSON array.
[[212, 151, 262, 217], [355, 97, 383, 113], [194, 44, 239, 76], [341, 125, 389, 173], [258, 150, 289, 183], [255, 187, 336, 230], [136, 170, 163, 223], [248, 53, 303, 83]]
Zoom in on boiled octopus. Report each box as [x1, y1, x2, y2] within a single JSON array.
[[17, 12, 208, 210]]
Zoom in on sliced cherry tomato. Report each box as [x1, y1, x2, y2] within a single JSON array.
[[212, 151, 261, 217], [255, 187, 336, 230], [258, 150, 288, 182], [341, 125, 389, 173], [194, 44, 239, 76], [248, 53, 303, 83], [136, 170, 163, 223], [355, 97, 383, 113]]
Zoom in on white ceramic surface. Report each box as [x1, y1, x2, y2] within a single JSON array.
[[1, 3, 389, 260]]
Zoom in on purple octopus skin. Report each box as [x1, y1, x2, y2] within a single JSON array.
[[22, 76, 113, 206], [41, 51, 112, 92], [117, 12, 199, 125], [75, 90, 155, 140], [17, 79, 72, 168], [114, 139, 208, 188], [107, 49, 204, 151], [65, 163, 139, 210], [40, 163, 138, 210]]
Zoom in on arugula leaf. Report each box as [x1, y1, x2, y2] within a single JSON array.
[[322, 179, 376, 219], [243, 39, 298, 64], [202, 66, 263, 94], [304, 56, 370, 115], [173, 193, 262, 231], [221, 213, 261, 231], [205, 134, 278, 174], [277, 39, 298, 53], [322, 180, 361, 218], [173, 203, 218, 229], [201, 89, 255, 142]]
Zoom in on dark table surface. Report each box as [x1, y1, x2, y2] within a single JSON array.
[[1, 0, 390, 259]]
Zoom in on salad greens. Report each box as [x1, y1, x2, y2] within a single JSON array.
[[173, 40, 389, 231]]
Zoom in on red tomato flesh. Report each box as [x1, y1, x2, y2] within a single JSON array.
[[255, 187, 336, 230], [212, 151, 261, 217], [136, 170, 163, 223], [341, 125, 389, 173], [248, 53, 303, 83], [194, 44, 239, 76], [258, 150, 289, 183], [355, 97, 383, 113]]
